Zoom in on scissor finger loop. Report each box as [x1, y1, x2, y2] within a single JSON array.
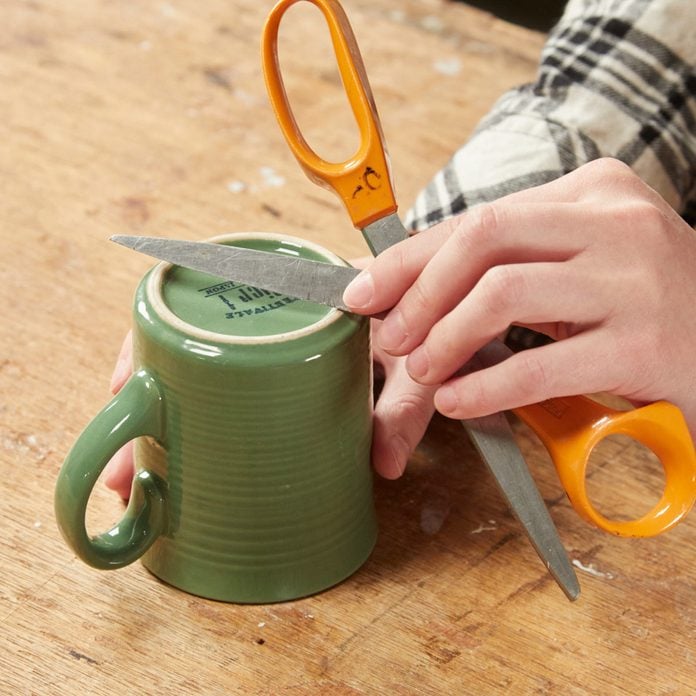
[[515, 397, 696, 537], [262, 0, 397, 228]]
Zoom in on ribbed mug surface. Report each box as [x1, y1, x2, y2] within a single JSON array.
[[133, 233, 376, 602]]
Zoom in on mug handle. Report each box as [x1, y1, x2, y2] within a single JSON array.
[[55, 369, 168, 569]]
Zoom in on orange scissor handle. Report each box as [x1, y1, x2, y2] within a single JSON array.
[[514, 397, 696, 537], [262, 0, 397, 229]]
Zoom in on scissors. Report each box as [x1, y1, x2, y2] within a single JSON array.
[[264, 0, 580, 600], [112, 0, 696, 600], [261, 4, 696, 530]]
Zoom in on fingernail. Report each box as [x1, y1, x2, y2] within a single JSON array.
[[435, 385, 459, 415], [407, 346, 430, 380], [379, 309, 407, 352], [343, 271, 374, 308]]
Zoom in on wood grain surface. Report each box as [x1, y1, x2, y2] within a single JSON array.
[[1, 1, 694, 693]]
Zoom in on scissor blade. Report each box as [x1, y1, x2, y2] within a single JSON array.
[[463, 342, 580, 601], [361, 212, 410, 255], [110, 235, 361, 311]]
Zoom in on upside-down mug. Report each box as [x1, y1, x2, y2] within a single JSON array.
[[55, 232, 376, 603]]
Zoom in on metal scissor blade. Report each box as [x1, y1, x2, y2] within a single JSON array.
[[463, 413, 580, 601], [110, 235, 361, 311], [361, 212, 410, 255], [463, 340, 580, 600]]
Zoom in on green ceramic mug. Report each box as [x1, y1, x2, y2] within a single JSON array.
[[55, 232, 376, 603]]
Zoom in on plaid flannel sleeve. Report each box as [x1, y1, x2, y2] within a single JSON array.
[[406, 0, 696, 230]]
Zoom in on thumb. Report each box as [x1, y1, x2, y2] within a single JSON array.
[[372, 357, 437, 479]]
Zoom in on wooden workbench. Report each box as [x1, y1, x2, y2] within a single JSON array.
[[1, 1, 694, 693]]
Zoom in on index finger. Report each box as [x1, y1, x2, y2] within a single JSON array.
[[343, 168, 586, 313]]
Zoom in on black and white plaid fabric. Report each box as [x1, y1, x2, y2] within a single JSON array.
[[406, 0, 696, 231]]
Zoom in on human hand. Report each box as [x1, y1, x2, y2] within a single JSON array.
[[102, 329, 135, 500], [343, 158, 696, 441]]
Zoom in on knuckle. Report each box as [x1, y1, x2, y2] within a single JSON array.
[[634, 200, 668, 233], [382, 392, 433, 435], [478, 266, 525, 318], [610, 199, 668, 246], [388, 242, 411, 278], [516, 350, 552, 397], [455, 203, 500, 254], [463, 374, 492, 414], [585, 156, 634, 183], [406, 278, 432, 317], [420, 330, 457, 381], [626, 198, 663, 224]]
